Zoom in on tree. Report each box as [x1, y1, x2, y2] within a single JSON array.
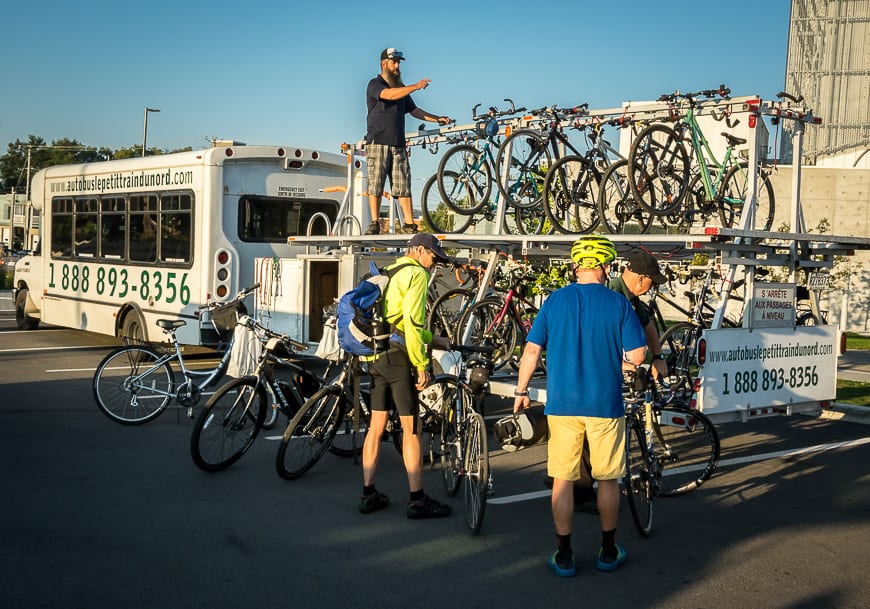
[[0, 137, 193, 193]]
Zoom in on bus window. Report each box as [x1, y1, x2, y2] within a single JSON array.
[[51, 198, 74, 258], [129, 194, 158, 263], [159, 192, 192, 264], [74, 198, 99, 258], [100, 196, 126, 259], [238, 195, 337, 242]]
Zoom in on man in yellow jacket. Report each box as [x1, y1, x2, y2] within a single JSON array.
[[359, 233, 454, 518]]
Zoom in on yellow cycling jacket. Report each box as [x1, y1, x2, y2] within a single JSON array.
[[382, 256, 433, 370]]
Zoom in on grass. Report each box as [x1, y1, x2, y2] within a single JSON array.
[[836, 380, 870, 408], [845, 333, 870, 351]]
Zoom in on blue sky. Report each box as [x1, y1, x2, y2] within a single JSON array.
[[2, 0, 792, 194]]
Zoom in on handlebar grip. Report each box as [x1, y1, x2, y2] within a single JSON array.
[[284, 337, 310, 351]]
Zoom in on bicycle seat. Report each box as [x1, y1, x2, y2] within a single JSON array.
[[721, 132, 747, 147], [157, 319, 187, 330]]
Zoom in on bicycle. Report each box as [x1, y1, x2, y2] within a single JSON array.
[[627, 85, 776, 230], [541, 118, 630, 234], [92, 284, 260, 425], [436, 100, 526, 214], [455, 266, 542, 371], [494, 104, 590, 211], [190, 315, 321, 472], [275, 350, 448, 480], [433, 343, 494, 534], [621, 367, 720, 536]]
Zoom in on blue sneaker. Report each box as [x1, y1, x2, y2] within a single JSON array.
[[548, 550, 576, 577], [596, 543, 627, 572]]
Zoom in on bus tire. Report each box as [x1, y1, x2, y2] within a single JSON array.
[[15, 289, 39, 330], [120, 308, 147, 343]]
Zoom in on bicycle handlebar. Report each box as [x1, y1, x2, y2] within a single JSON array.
[[471, 98, 527, 122], [448, 343, 495, 356], [776, 91, 804, 104], [198, 283, 260, 311], [240, 315, 309, 352], [657, 85, 730, 103]]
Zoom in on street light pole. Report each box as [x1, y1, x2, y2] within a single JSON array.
[[142, 107, 160, 157]]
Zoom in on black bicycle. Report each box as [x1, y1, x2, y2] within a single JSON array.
[[190, 316, 321, 472]]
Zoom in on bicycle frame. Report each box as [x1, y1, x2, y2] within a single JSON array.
[[678, 105, 740, 202], [126, 329, 234, 405]]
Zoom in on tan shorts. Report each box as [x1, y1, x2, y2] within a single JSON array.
[[547, 415, 626, 481]]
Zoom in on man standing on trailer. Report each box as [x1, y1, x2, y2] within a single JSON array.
[[513, 235, 647, 576], [364, 47, 452, 235]]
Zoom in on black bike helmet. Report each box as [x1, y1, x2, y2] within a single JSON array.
[[493, 406, 548, 452]]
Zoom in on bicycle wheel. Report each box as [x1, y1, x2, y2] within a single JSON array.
[[597, 159, 652, 235], [660, 322, 698, 388], [503, 205, 547, 235], [464, 410, 489, 534], [456, 298, 519, 371], [654, 404, 720, 497], [427, 288, 474, 342], [628, 124, 690, 215], [421, 171, 474, 234], [542, 155, 600, 234], [495, 129, 550, 209], [276, 385, 345, 480], [92, 346, 174, 425], [190, 377, 267, 472], [329, 386, 370, 457], [717, 163, 775, 231], [419, 375, 468, 496], [437, 144, 491, 214], [623, 418, 654, 537]]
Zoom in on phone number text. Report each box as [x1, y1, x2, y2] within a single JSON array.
[[48, 262, 191, 305]]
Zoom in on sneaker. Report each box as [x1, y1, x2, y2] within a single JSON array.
[[364, 221, 380, 235], [548, 550, 576, 577], [596, 543, 627, 572], [398, 223, 418, 234], [406, 495, 452, 519], [359, 491, 390, 514]]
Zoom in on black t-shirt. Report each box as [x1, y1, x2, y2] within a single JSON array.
[[365, 75, 417, 147], [608, 276, 653, 328]]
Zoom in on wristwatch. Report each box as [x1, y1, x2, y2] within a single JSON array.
[[514, 390, 529, 397]]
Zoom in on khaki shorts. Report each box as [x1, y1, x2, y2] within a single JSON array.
[[547, 415, 625, 481]]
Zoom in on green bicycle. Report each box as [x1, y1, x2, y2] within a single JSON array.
[[628, 85, 775, 231]]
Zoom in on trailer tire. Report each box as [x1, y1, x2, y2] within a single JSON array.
[[15, 289, 39, 330]]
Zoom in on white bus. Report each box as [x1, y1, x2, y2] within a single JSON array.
[[12, 143, 354, 346]]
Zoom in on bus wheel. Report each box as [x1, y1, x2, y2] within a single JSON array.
[[121, 310, 147, 343], [15, 289, 39, 330]]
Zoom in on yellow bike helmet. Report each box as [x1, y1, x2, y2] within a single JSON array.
[[570, 235, 617, 269]]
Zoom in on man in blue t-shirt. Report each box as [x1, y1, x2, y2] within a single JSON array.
[[513, 235, 647, 577], [364, 47, 452, 235]]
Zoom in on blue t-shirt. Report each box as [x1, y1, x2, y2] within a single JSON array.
[[366, 76, 417, 147], [527, 282, 646, 418]]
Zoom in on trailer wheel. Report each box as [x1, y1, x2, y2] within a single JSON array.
[[15, 289, 39, 330]]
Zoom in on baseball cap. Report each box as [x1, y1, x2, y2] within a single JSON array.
[[380, 47, 405, 61], [626, 251, 667, 284], [408, 233, 450, 263]]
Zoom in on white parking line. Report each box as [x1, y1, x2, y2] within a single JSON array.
[[487, 436, 870, 505]]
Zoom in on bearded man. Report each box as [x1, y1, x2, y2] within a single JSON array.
[[364, 47, 452, 235]]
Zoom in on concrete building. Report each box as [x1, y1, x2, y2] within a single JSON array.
[[0, 193, 39, 252], [782, 0, 870, 167]]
